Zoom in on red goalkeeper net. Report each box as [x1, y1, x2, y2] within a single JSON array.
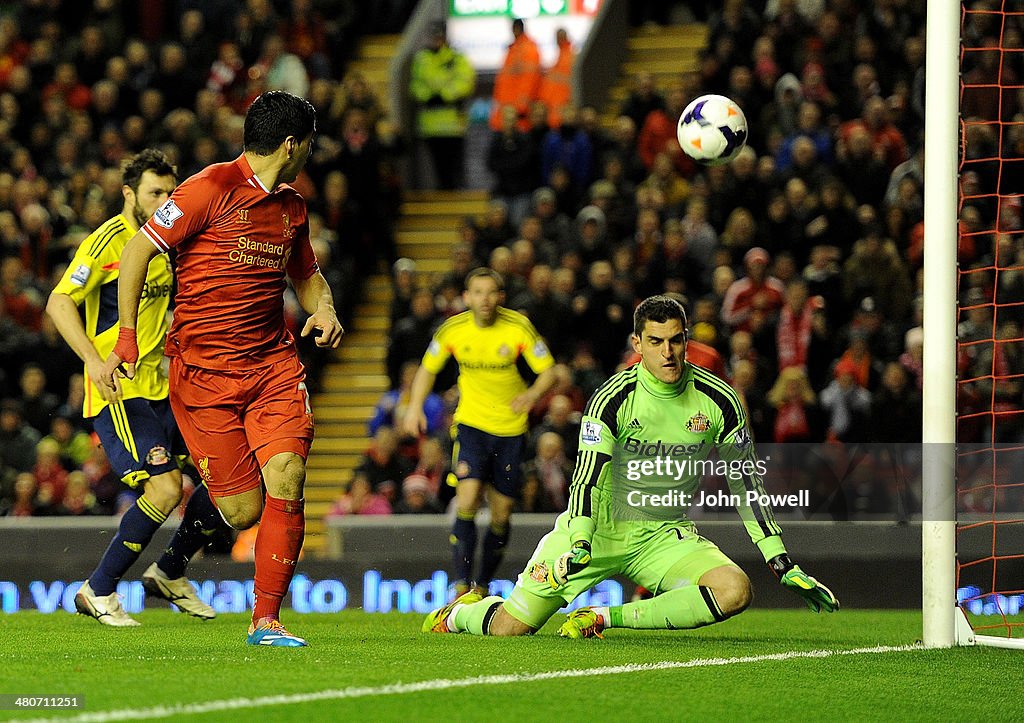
[[956, 0, 1024, 638]]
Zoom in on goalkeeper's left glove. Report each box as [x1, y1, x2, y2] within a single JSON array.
[[548, 540, 592, 589], [768, 554, 840, 613]]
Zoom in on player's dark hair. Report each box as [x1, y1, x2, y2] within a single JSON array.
[[121, 148, 176, 191], [465, 267, 505, 291], [243, 90, 317, 155], [634, 295, 688, 337]]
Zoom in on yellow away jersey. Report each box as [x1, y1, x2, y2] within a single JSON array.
[[52, 215, 174, 417], [421, 307, 554, 436]]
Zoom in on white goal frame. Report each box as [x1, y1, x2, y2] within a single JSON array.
[[923, 0, 1024, 650]]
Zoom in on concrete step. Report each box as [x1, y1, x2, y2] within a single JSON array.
[[319, 371, 390, 390], [328, 365, 383, 382], [402, 243, 454, 259], [396, 229, 459, 244], [337, 331, 389, 348], [306, 519, 325, 536], [307, 467, 355, 485], [623, 56, 700, 77], [326, 364, 383, 380], [350, 315, 389, 331], [354, 298, 388, 312], [305, 486, 343, 503], [402, 258, 449, 273], [317, 421, 375, 437], [627, 47, 701, 65], [398, 215, 471, 231], [306, 500, 333, 518], [307, 454, 361, 471], [314, 437, 378, 454], [337, 346, 385, 361], [358, 35, 402, 58], [626, 25, 708, 48], [314, 404, 377, 421], [343, 65, 389, 84], [401, 200, 490, 216], [314, 390, 382, 407], [346, 56, 391, 71], [366, 284, 393, 303]]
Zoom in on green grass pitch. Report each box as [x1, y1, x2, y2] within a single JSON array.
[[0, 609, 1018, 720]]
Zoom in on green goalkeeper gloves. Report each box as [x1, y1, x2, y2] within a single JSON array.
[[768, 554, 840, 613], [548, 540, 592, 589]]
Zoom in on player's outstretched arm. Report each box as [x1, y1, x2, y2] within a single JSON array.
[[401, 365, 437, 438], [97, 232, 158, 389], [768, 554, 840, 613], [294, 272, 344, 348]]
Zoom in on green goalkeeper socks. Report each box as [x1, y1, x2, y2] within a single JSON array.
[[452, 595, 504, 635], [607, 585, 723, 630]]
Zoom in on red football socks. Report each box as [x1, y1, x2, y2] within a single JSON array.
[[252, 495, 305, 623]]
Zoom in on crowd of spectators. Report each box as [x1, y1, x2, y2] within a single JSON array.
[[0, 0, 413, 517], [2, 1, 1021, 522], [366, 0, 1024, 521]]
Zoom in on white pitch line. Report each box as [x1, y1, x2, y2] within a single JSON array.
[[31, 644, 920, 722]]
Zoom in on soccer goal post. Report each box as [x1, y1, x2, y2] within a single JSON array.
[[925, 0, 1024, 650], [921, 0, 959, 651]]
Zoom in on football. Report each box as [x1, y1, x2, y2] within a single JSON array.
[[676, 94, 749, 166]]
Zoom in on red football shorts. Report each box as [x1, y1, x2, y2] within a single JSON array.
[[168, 354, 314, 498]]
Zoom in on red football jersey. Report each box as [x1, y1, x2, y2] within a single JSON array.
[[141, 155, 319, 370]]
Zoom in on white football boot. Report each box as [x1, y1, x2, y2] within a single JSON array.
[[74, 581, 141, 627], [141, 563, 216, 619]]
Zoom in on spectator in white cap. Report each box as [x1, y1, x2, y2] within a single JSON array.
[[394, 472, 443, 514]]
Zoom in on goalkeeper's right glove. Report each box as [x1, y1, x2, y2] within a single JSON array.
[[548, 540, 592, 589], [769, 554, 840, 613]]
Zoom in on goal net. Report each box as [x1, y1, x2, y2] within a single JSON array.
[[953, 0, 1024, 645]]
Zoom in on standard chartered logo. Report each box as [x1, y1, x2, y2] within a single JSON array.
[[230, 236, 287, 269]]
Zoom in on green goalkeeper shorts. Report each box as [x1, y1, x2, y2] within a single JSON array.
[[503, 511, 736, 630]]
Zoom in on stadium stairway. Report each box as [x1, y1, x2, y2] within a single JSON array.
[[344, 34, 401, 105], [303, 189, 490, 556], [601, 23, 709, 124], [299, 32, 400, 555]]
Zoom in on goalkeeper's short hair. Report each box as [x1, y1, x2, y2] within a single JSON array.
[[634, 295, 688, 337]]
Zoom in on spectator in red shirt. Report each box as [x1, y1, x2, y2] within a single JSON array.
[[776, 279, 821, 372], [721, 246, 786, 332], [41, 62, 91, 111], [637, 83, 697, 179], [838, 95, 909, 171], [765, 366, 821, 443]]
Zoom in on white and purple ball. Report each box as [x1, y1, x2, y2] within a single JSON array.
[[676, 94, 749, 166]]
